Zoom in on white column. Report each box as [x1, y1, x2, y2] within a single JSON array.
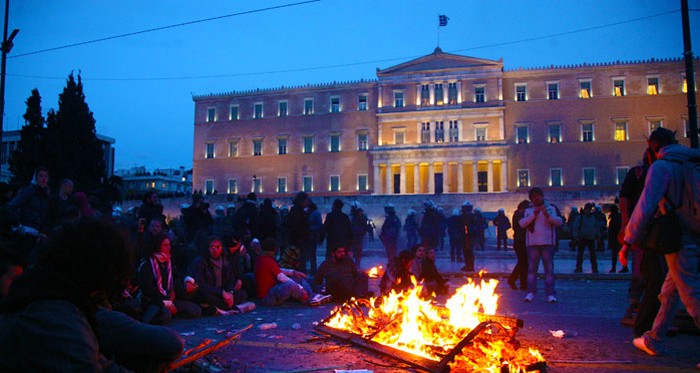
[[472, 162, 479, 192], [430, 122, 435, 143], [498, 116, 505, 141], [416, 85, 421, 106], [443, 161, 450, 193], [442, 82, 447, 104], [457, 161, 464, 192], [373, 163, 380, 194], [428, 162, 435, 194], [501, 159, 508, 192], [400, 164, 406, 194], [414, 163, 420, 194], [487, 161, 494, 192], [457, 81, 462, 103], [430, 84, 435, 106], [385, 164, 392, 194]]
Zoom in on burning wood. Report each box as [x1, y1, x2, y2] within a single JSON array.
[[314, 276, 546, 372], [367, 265, 384, 279]]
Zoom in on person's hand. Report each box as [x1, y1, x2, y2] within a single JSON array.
[[619, 244, 630, 267], [222, 290, 234, 308], [234, 279, 243, 292], [185, 281, 198, 295], [163, 300, 177, 314]]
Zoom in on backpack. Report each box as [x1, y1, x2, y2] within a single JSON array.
[[669, 156, 700, 234]]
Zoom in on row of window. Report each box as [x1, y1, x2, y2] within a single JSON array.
[[517, 166, 630, 188], [203, 174, 370, 195], [205, 94, 369, 122], [205, 133, 369, 159]]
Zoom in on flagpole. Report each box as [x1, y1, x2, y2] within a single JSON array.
[[437, 14, 440, 47]]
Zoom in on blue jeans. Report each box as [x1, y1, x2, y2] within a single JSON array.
[[526, 245, 555, 296], [650, 242, 700, 341], [261, 275, 315, 306]]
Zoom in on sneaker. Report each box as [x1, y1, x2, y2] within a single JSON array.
[[547, 295, 557, 303], [309, 294, 332, 306], [633, 332, 664, 356], [524, 293, 534, 302]]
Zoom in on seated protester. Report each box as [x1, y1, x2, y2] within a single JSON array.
[[137, 217, 165, 261], [254, 237, 331, 307], [278, 244, 302, 271], [138, 233, 201, 324], [421, 248, 450, 296], [0, 218, 131, 372], [379, 250, 415, 295], [187, 236, 248, 314], [313, 247, 369, 302], [228, 238, 257, 299], [410, 243, 426, 280]]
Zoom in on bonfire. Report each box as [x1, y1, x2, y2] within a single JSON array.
[[318, 274, 545, 372]]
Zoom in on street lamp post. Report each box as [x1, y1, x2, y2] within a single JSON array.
[[0, 0, 19, 149]]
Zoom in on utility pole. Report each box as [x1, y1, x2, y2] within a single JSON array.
[[1, 0, 19, 150], [681, 0, 698, 148]]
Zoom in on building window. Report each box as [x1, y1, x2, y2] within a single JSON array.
[[581, 123, 594, 142], [613, 78, 625, 96], [548, 124, 561, 143], [517, 169, 530, 188], [254, 103, 263, 119], [330, 96, 340, 113], [516, 125, 529, 144], [329, 175, 340, 192], [394, 91, 404, 108], [358, 94, 368, 111], [278, 101, 288, 117], [682, 76, 688, 93], [583, 167, 596, 186], [394, 130, 405, 145], [647, 77, 659, 95], [434, 84, 444, 105], [329, 134, 340, 152], [228, 140, 238, 157], [616, 167, 629, 185], [579, 80, 591, 98], [205, 143, 215, 159], [277, 177, 287, 193], [435, 121, 445, 143], [253, 139, 263, 156], [357, 174, 368, 191], [649, 120, 663, 134], [278, 138, 287, 155], [357, 133, 368, 151], [449, 120, 459, 142], [474, 86, 485, 103], [303, 176, 313, 192], [448, 82, 458, 104], [229, 105, 239, 120], [550, 168, 562, 187], [475, 127, 486, 142], [547, 82, 559, 100], [303, 136, 314, 154], [420, 84, 430, 106], [205, 180, 215, 194], [228, 178, 238, 194], [515, 84, 527, 101], [421, 122, 431, 143], [207, 107, 216, 123], [615, 121, 628, 141], [253, 177, 262, 194], [304, 98, 314, 115]]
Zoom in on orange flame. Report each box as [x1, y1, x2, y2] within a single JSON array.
[[324, 275, 544, 372], [366, 265, 383, 279]]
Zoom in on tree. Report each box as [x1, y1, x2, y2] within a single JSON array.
[[9, 88, 47, 184], [45, 72, 105, 192]]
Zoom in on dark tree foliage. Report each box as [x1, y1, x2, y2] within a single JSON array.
[[9, 88, 47, 185], [45, 73, 105, 192]]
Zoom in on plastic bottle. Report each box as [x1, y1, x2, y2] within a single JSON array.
[[258, 322, 277, 330]]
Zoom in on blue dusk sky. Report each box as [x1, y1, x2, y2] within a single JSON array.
[[2, 0, 698, 170]]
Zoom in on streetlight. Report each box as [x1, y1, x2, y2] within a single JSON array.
[[0, 0, 19, 148]]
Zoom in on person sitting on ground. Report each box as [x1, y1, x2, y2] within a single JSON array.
[[0, 218, 131, 371], [187, 235, 248, 314], [421, 248, 450, 296], [410, 243, 425, 280], [278, 244, 302, 271], [379, 249, 415, 295], [138, 233, 202, 324], [254, 237, 331, 307], [313, 246, 369, 302]]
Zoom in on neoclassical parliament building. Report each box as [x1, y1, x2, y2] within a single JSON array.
[[192, 48, 698, 198]]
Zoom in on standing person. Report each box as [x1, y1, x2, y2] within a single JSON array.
[[607, 204, 623, 273], [419, 200, 442, 252], [288, 192, 311, 270], [473, 208, 487, 251], [349, 202, 368, 269], [573, 203, 600, 274], [620, 128, 700, 360], [7, 167, 51, 251], [567, 206, 580, 251], [404, 209, 419, 248], [379, 204, 401, 263], [307, 201, 323, 276], [460, 201, 476, 272], [493, 208, 511, 251], [508, 200, 530, 291], [46, 178, 75, 231], [257, 198, 279, 244], [320, 199, 352, 261], [594, 205, 607, 252], [519, 187, 563, 303], [233, 193, 258, 246], [447, 208, 464, 263]]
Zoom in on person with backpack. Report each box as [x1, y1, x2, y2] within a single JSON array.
[[620, 128, 700, 360], [573, 203, 600, 274]]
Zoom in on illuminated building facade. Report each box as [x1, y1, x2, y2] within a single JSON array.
[[192, 48, 697, 197]]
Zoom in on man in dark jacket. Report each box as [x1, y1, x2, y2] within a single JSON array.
[[320, 199, 352, 260]]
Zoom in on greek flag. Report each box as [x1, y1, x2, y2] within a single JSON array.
[[439, 15, 449, 27]]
